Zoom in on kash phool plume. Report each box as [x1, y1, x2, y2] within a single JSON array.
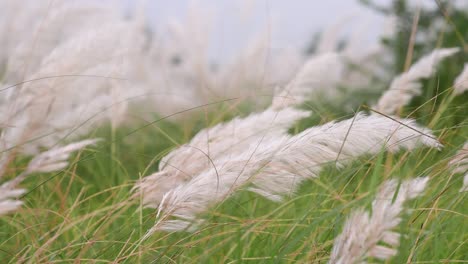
[[453, 63, 468, 95], [271, 53, 344, 109], [0, 139, 99, 216], [134, 41, 444, 234], [329, 177, 429, 263], [0, 1, 145, 177], [375, 48, 459, 115], [134, 107, 311, 208], [138, 112, 441, 233], [449, 142, 468, 192]]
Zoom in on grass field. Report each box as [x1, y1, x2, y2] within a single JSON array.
[[0, 1, 467, 263], [1, 84, 466, 263]]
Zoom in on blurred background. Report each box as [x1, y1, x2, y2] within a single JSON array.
[[131, 0, 467, 62], [140, 0, 388, 62]]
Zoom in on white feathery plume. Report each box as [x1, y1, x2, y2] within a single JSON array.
[[0, 139, 99, 216], [329, 177, 429, 264], [4, 1, 122, 82], [23, 20, 142, 81], [448, 142, 468, 192], [134, 107, 311, 207], [166, 107, 309, 161], [143, 113, 440, 232], [1, 15, 144, 155], [0, 188, 25, 216], [147, 139, 280, 232], [0, 2, 146, 176], [249, 113, 440, 200], [453, 63, 468, 95], [2, 139, 100, 189], [25, 139, 100, 174], [375, 48, 459, 115], [271, 53, 345, 109]]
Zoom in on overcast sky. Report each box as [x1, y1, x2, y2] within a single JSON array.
[[142, 0, 390, 61]]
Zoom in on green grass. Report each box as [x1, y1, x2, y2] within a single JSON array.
[[0, 82, 466, 263]]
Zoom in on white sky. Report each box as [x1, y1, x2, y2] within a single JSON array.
[[143, 0, 391, 61]]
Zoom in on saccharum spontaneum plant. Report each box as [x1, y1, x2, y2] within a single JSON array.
[[0, 0, 466, 263]]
